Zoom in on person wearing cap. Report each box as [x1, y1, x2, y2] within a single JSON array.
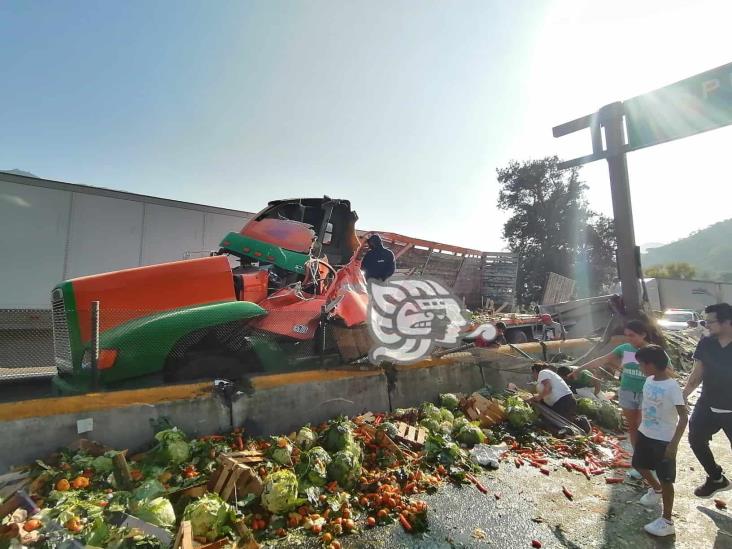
[[541, 314, 566, 341], [361, 234, 396, 282]]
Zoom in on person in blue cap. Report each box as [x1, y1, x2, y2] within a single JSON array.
[[361, 234, 396, 281]]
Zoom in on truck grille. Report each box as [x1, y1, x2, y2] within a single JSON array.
[[51, 288, 73, 373]]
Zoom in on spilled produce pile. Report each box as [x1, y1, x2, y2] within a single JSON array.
[[0, 391, 631, 549]]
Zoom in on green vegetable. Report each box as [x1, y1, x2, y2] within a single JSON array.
[[376, 421, 399, 439], [577, 398, 600, 418], [597, 401, 622, 430], [419, 418, 441, 434], [132, 479, 166, 502], [456, 423, 487, 445], [452, 417, 470, 435], [439, 408, 455, 423], [269, 440, 293, 465], [134, 497, 176, 529], [182, 493, 236, 542], [440, 393, 460, 411], [91, 455, 115, 474], [419, 402, 442, 422], [321, 417, 356, 453], [424, 433, 463, 465], [505, 396, 537, 429], [261, 469, 300, 514], [438, 421, 454, 435], [150, 428, 190, 465], [327, 446, 362, 489], [295, 426, 317, 450], [295, 446, 331, 488]]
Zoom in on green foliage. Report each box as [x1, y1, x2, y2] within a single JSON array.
[[644, 218, 732, 278], [644, 262, 697, 279], [496, 156, 616, 305]]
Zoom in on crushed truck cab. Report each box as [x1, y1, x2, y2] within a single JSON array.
[[51, 197, 369, 394]]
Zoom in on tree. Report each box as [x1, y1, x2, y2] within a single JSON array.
[[644, 262, 697, 279], [496, 156, 617, 306]]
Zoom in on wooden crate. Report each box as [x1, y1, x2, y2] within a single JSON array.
[[173, 520, 231, 549], [332, 325, 371, 362], [208, 453, 264, 502], [464, 394, 506, 426], [394, 422, 427, 447]]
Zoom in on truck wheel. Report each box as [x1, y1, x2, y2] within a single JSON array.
[[507, 330, 529, 344], [164, 324, 264, 383], [164, 350, 262, 383]]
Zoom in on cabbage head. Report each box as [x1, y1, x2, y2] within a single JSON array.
[[419, 402, 442, 422], [577, 398, 599, 418], [439, 408, 455, 423], [132, 479, 166, 502], [597, 401, 622, 430], [452, 417, 470, 435], [151, 428, 190, 465], [183, 494, 236, 542], [261, 469, 300, 514], [456, 423, 486, 446], [91, 455, 114, 474], [322, 417, 355, 453], [295, 427, 317, 450], [424, 433, 463, 465], [505, 396, 537, 429], [327, 445, 362, 489], [376, 421, 399, 439], [134, 497, 176, 529], [419, 418, 441, 434], [295, 446, 331, 488], [440, 393, 460, 411]]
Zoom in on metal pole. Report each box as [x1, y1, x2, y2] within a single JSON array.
[[91, 301, 100, 391], [601, 102, 641, 316]]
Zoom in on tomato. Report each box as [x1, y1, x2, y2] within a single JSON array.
[[55, 479, 70, 492], [23, 520, 42, 532], [311, 524, 322, 535], [377, 509, 388, 520], [322, 533, 333, 544], [341, 509, 351, 520], [344, 519, 355, 531], [330, 542, 342, 549], [367, 517, 377, 527]]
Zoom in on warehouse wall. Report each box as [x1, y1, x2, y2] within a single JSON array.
[[0, 173, 255, 309]]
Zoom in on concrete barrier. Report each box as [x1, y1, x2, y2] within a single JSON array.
[[388, 357, 484, 410], [0, 394, 230, 472], [0, 338, 607, 472], [232, 369, 390, 436]]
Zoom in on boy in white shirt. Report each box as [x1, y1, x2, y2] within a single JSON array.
[[632, 345, 689, 537]]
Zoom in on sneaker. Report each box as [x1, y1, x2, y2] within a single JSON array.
[[627, 469, 643, 480], [640, 488, 662, 507], [694, 475, 730, 498], [644, 517, 675, 537]]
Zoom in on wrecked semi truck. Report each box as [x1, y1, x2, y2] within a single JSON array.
[[50, 198, 372, 394]]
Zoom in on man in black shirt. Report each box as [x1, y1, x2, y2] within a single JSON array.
[[683, 303, 732, 497]]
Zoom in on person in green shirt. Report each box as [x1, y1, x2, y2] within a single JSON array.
[[557, 366, 601, 396], [571, 319, 659, 479]]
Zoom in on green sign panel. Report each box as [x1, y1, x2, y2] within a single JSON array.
[[625, 62, 732, 150]]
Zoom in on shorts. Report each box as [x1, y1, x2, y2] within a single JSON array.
[[632, 432, 676, 482], [618, 389, 643, 410]]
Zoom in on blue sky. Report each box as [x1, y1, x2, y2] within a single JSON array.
[[1, 0, 731, 251]]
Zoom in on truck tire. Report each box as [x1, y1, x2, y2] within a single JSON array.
[[507, 329, 529, 344], [163, 323, 264, 383]]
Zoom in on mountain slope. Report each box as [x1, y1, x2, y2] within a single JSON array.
[[644, 218, 732, 275]]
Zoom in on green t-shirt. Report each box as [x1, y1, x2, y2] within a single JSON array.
[[613, 343, 646, 393]]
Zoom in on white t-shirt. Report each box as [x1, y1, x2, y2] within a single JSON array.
[[639, 376, 685, 442], [537, 369, 573, 406]]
